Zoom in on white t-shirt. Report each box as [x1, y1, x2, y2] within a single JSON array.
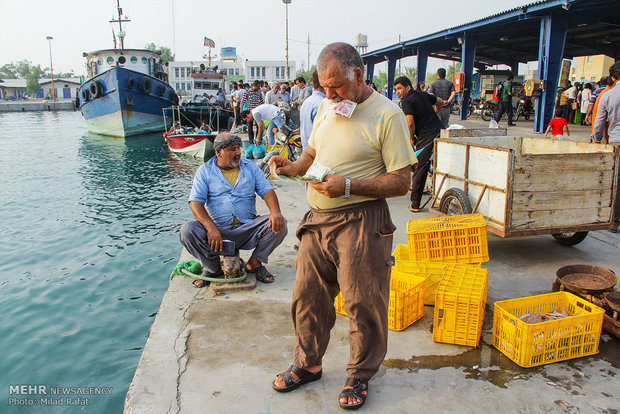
[[237, 88, 246, 101], [251, 104, 281, 123]]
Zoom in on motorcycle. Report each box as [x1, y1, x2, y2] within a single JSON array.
[[514, 97, 533, 121], [450, 100, 476, 118], [480, 100, 499, 121], [257, 124, 303, 179]]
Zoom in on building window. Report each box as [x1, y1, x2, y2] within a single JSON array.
[[235, 68, 239, 75], [176, 83, 180, 89], [250, 67, 255, 78], [130, 56, 137, 64], [175, 68, 179, 77], [275, 67, 280, 78], [587, 56, 593, 63], [180, 68, 185, 78], [181, 83, 185, 90], [261, 67, 266, 78], [187, 82, 191, 90]]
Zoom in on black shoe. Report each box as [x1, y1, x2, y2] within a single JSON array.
[[508, 123, 517, 126]]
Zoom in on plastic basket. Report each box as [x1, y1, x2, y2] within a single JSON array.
[[492, 292, 604, 368], [392, 244, 410, 261], [393, 260, 481, 305], [433, 266, 488, 347], [406, 214, 489, 264], [335, 270, 425, 331]]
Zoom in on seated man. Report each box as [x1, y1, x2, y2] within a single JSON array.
[[241, 104, 287, 145], [180, 133, 287, 287]]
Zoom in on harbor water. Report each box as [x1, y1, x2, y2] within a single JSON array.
[[0, 111, 202, 412]]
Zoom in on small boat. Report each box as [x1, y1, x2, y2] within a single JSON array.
[[77, 0, 177, 137], [164, 131, 216, 158]]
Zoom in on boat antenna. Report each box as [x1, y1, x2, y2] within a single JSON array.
[[109, 0, 130, 49], [111, 28, 117, 49]]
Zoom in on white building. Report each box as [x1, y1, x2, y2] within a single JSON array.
[[169, 47, 295, 95]]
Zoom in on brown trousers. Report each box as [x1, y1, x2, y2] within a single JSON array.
[[292, 199, 396, 380]]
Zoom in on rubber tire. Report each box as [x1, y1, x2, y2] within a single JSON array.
[[127, 77, 136, 89], [524, 111, 531, 121], [481, 109, 494, 122], [89, 81, 102, 99], [439, 188, 473, 216], [259, 161, 271, 179], [551, 231, 589, 246], [81, 89, 89, 102], [139, 77, 152, 94]]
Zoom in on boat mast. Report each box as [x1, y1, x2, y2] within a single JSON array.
[[110, 0, 131, 49]]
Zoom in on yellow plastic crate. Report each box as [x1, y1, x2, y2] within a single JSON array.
[[433, 266, 488, 347], [492, 292, 604, 368], [406, 214, 489, 264], [393, 260, 481, 305], [335, 270, 425, 331]]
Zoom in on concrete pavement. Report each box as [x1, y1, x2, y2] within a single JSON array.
[[125, 157, 620, 413]]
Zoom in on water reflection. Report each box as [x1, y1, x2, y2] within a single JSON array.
[[77, 132, 202, 250]]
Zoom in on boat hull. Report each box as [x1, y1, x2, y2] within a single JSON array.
[[79, 67, 177, 138], [165, 133, 216, 158]]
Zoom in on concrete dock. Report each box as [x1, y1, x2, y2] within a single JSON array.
[[125, 119, 620, 413], [0, 99, 75, 112]]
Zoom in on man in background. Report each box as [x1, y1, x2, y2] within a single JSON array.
[[495, 74, 516, 126], [241, 81, 265, 144], [593, 62, 620, 233], [394, 75, 444, 213], [299, 71, 325, 150], [428, 68, 455, 128]]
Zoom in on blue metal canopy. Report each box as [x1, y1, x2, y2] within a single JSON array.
[[362, 0, 620, 132]]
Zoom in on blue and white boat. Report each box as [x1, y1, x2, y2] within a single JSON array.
[[77, 1, 177, 137]]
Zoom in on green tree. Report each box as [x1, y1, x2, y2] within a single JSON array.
[[144, 43, 175, 63], [296, 64, 316, 82], [25, 66, 44, 95], [404, 66, 417, 83], [0, 63, 18, 79], [373, 72, 387, 90], [446, 62, 462, 82]]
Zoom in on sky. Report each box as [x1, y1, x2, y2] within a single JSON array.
[[0, 0, 537, 77]]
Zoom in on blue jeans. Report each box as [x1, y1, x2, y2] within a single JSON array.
[[268, 111, 286, 145]]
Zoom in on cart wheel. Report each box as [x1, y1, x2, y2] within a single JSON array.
[[439, 188, 473, 215], [551, 231, 589, 246]]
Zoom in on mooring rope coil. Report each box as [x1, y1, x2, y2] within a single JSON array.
[[170, 260, 247, 283]]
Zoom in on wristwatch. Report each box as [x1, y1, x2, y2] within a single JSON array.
[[344, 177, 351, 199]]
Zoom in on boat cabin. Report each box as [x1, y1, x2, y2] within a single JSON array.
[[83, 49, 162, 78], [190, 70, 226, 101]]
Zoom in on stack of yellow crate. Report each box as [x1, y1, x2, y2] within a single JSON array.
[[400, 214, 489, 346], [335, 213, 489, 338]]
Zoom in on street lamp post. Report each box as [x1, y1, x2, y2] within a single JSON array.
[[283, 0, 291, 82], [46, 36, 55, 101]]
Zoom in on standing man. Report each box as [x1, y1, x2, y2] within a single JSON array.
[[394, 76, 444, 213], [264, 83, 282, 105], [268, 42, 415, 410], [593, 62, 620, 233], [290, 76, 309, 126], [241, 80, 265, 144], [230, 83, 239, 127], [180, 133, 287, 286], [495, 74, 516, 126], [216, 88, 226, 107], [428, 68, 455, 128], [299, 71, 326, 150]]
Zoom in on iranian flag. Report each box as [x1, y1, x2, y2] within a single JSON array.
[[204, 37, 215, 48]]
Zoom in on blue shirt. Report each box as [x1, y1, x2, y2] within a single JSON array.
[[299, 90, 326, 150], [188, 157, 273, 227]]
